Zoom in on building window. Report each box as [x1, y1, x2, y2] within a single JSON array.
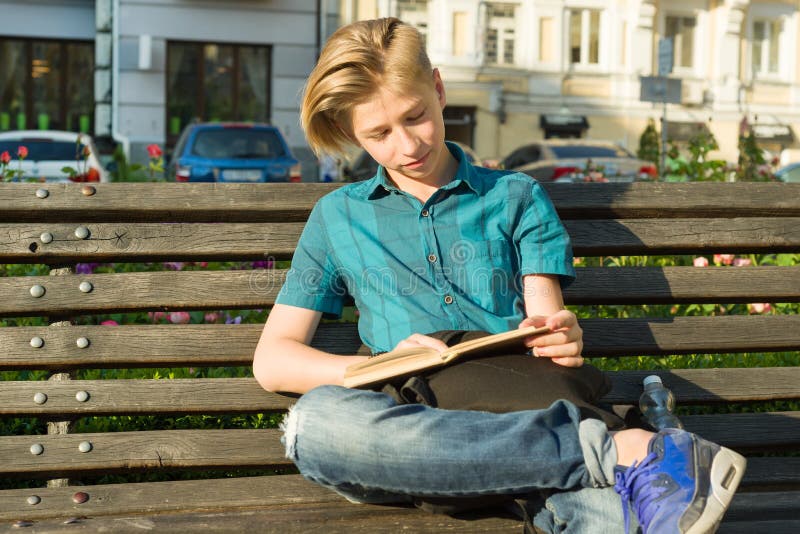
[[166, 42, 271, 144], [397, 0, 429, 48], [569, 9, 601, 65], [0, 38, 94, 133], [665, 15, 695, 69], [752, 19, 782, 76], [485, 3, 517, 66]]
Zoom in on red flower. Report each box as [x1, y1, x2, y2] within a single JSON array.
[[82, 145, 91, 158], [0, 151, 10, 165], [17, 146, 28, 159], [146, 144, 163, 158]]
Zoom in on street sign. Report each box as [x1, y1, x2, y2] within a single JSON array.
[[658, 38, 674, 76], [640, 76, 682, 104]]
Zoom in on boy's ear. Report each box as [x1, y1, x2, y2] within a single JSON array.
[[432, 68, 446, 108]]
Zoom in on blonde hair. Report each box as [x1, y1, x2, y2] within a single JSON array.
[[301, 18, 433, 157]]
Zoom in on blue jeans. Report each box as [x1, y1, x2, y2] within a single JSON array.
[[282, 385, 638, 534]]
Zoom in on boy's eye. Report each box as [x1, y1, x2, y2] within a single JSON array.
[[409, 110, 425, 121]]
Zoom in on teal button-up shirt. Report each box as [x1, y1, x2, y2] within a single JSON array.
[[276, 143, 575, 354]]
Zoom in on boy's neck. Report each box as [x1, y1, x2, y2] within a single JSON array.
[[385, 149, 459, 204]]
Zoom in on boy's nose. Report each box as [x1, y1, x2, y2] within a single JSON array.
[[397, 127, 421, 155]]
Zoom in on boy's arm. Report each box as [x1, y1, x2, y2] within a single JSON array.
[[519, 274, 584, 368], [253, 303, 369, 394]]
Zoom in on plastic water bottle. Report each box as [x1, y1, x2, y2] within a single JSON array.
[[639, 375, 684, 430]]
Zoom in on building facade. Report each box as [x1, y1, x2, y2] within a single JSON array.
[[341, 0, 800, 163], [0, 0, 339, 173]]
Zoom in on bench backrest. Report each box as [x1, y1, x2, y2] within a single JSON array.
[[1, 181, 799, 522]]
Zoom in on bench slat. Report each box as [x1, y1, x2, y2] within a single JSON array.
[[1, 267, 798, 318], [0, 461, 797, 522], [0, 429, 286, 478], [0, 486, 796, 531], [3, 183, 800, 223], [565, 218, 800, 255], [0, 222, 302, 263], [2, 368, 799, 417], [3, 218, 800, 264], [2, 316, 798, 370], [1, 413, 798, 477], [567, 266, 800, 304]]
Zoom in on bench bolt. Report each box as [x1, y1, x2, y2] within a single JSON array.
[[76, 390, 90, 402], [26, 496, 40, 506], [33, 393, 47, 405], [35, 188, 49, 199], [72, 492, 89, 504], [29, 285, 45, 298], [81, 185, 96, 196], [30, 337, 44, 348], [79, 281, 93, 293], [30, 444, 44, 455], [78, 441, 93, 453], [74, 226, 90, 239], [39, 232, 53, 244], [12, 520, 33, 528], [76, 337, 90, 349]]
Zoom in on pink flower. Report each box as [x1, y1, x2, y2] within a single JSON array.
[[100, 319, 119, 326], [733, 258, 752, 267], [693, 257, 709, 267], [168, 311, 191, 324], [163, 262, 185, 271], [204, 312, 221, 323], [0, 151, 10, 165], [146, 144, 163, 158], [747, 303, 772, 314], [17, 146, 28, 159], [148, 311, 167, 322], [197, 261, 208, 268], [713, 254, 735, 266]]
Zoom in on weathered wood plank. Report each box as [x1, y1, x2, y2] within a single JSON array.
[[3, 367, 799, 417], [0, 429, 288, 478], [566, 266, 800, 304], [2, 266, 798, 318], [564, 217, 800, 255], [0, 460, 796, 522], [0, 222, 303, 263], [3, 183, 800, 223], [1, 316, 798, 370], [1, 414, 798, 478], [2, 489, 797, 532], [3, 217, 800, 264]]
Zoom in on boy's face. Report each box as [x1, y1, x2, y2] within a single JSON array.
[[350, 69, 452, 187]]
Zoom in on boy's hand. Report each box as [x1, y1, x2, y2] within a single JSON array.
[[393, 333, 450, 353], [519, 310, 584, 367]]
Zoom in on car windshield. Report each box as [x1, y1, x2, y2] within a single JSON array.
[[190, 128, 286, 159], [549, 145, 631, 159], [0, 140, 88, 161]]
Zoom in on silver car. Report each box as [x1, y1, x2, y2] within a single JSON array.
[[503, 140, 657, 183]]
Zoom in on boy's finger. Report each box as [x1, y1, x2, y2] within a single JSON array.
[[519, 315, 548, 329]]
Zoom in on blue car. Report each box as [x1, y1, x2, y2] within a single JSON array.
[[169, 123, 301, 182]]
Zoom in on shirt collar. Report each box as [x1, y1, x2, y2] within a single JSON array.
[[360, 141, 483, 200]]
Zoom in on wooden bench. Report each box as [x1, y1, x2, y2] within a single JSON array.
[[1, 181, 798, 532]]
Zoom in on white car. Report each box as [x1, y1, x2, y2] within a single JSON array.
[[0, 130, 109, 183]]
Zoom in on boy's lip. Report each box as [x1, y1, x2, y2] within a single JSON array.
[[404, 150, 431, 169]]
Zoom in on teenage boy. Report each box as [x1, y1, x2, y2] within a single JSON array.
[[253, 18, 745, 534]]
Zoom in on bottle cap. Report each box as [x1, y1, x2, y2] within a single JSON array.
[[643, 375, 663, 387]]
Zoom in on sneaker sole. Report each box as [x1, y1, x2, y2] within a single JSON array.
[[685, 446, 747, 534]]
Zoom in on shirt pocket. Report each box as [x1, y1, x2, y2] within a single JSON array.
[[448, 239, 517, 305]]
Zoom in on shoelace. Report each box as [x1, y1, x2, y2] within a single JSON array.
[[613, 451, 660, 534]]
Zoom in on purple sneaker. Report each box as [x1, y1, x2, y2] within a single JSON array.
[[614, 429, 746, 534]]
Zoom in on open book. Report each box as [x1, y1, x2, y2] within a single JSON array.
[[343, 325, 551, 388]]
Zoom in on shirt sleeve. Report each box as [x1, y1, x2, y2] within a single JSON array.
[[275, 201, 347, 317], [513, 178, 576, 288]]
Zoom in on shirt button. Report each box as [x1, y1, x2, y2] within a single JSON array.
[[428, 254, 437, 263], [421, 209, 430, 217], [444, 295, 454, 304]]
